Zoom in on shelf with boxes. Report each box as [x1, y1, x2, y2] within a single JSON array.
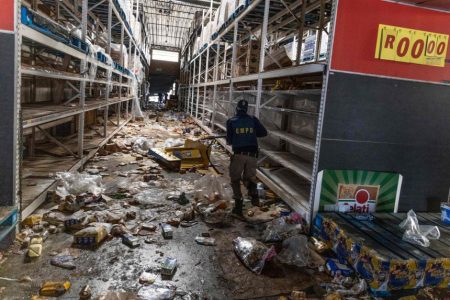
[[180, 0, 331, 219]]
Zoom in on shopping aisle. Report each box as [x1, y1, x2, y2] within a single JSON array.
[[0, 112, 326, 299]]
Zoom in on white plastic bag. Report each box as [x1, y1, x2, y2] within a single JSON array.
[[163, 138, 184, 148], [56, 172, 104, 196], [132, 137, 154, 153], [399, 209, 440, 247]]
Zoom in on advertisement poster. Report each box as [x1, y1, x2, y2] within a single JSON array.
[[313, 170, 402, 216]]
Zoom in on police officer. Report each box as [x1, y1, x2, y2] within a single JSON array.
[[226, 99, 267, 217]]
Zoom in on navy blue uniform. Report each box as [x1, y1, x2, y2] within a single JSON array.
[[226, 112, 267, 153]]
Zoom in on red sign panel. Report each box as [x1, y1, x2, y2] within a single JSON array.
[[0, 0, 15, 32], [330, 0, 450, 84]]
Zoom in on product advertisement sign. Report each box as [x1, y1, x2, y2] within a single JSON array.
[[313, 170, 402, 216], [330, 0, 450, 84]]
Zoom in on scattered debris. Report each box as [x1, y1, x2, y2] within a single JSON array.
[[195, 236, 216, 246], [73, 223, 108, 246], [161, 223, 173, 239], [161, 257, 177, 276], [277, 235, 310, 268], [233, 237, 276, 274], [39, 281, 71, 297], [262, 212, 304, 242], [122, 233, 140, 248], [79, 285, 92, 300], [28, 237, 43, 258], [139, 271, 157, 285], [50, 255, 76, 270], [137, 284, 176, 300]]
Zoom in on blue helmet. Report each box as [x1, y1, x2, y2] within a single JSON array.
[[236, 99, 248, 113]]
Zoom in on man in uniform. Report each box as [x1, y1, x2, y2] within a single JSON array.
[[226, 100, 267, 217]]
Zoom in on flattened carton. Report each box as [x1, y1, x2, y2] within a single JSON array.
[[424, 258, 450, 288], [354, 246, 389, 293], [388, 259, 426, 290], [314, 214, 450, 296]]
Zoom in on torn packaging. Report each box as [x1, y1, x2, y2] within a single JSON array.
[[50, 255, 76, 270], [233, 237, 276, 274], [64, 211, 88, 230], [74, 224, 108, 246]]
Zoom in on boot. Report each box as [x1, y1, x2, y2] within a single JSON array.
[[251, 197, 260, 207], [247, 182, 260, 206], [231, 198, 245, 220]]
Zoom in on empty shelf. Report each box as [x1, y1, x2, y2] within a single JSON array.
[[260, 150, 313, 182], [269, 130, 315, 152]]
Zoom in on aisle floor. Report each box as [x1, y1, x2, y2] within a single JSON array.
[[0, 112, 326, 299]]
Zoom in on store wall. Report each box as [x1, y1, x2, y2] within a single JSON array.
[[317, 0, 450, 211], [319, 72, 450, 211]]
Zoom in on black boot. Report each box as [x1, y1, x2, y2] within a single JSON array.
[[251, 197, 260, 207], [247, 182, 260, 206], [231, 198, 245, 220]]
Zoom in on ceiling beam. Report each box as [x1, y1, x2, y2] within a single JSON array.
[[171, 0, 220, 8]]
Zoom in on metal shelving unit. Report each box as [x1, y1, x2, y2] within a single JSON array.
[[18, 0, 150, 218], [179, 0, 331, 220]]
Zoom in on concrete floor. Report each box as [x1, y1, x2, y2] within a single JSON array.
[[0, 112, 326, 299]]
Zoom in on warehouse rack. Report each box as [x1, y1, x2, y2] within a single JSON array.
[[179, 0, 331, 219], [18, 0, 150, 219]]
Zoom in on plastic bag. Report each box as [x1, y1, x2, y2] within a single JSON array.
[[117, 180, 150, 195], [133, 190, 167, 208], [132, 137, 154, 154], [399, 209, 440, 247], [277, 235, 310, 267], [195, 202, 231, 224], [194, 175, 233, 204], [137, 284, 176, 300], [163, 138, 184, 148], [56, 172, 104, 196], [233, 237, 276, 274], [262, 213, 303, 242]]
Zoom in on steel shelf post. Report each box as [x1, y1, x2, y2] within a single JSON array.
[[78, 0, 88, 158], [211, 43, 221, 130], [255, 0, 270, 119]]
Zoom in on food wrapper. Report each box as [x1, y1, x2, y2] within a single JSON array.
[[233, 237, 276, 274], [74, 224, 108, 246]]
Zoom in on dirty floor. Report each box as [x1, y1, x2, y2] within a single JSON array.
[[0, 112, 327, 299]]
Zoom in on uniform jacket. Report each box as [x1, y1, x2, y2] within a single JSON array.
[[226, 112, 267, 153]]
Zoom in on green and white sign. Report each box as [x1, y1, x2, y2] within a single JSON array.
[[313, 170, 402, 217]]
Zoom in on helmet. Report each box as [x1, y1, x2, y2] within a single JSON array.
[[236, 99, 248, 113]]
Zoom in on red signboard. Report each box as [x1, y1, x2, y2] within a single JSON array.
[[330, 0, 450, 84], [0, 0, 15, 32]]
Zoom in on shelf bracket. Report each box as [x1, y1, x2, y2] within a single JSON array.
[[37, 126, 79, 158]]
